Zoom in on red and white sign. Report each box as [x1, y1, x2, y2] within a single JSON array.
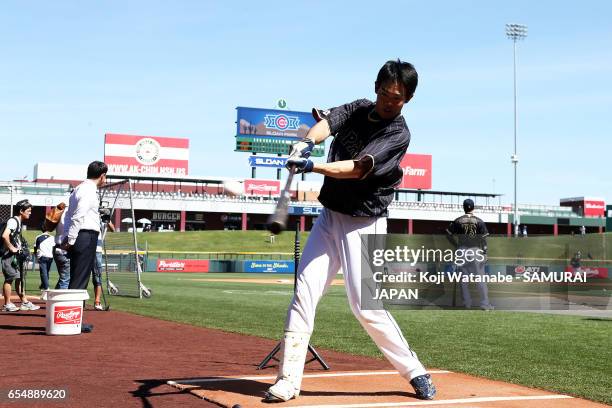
[[565, 266, 608, 279], [54, 305, 83, 325], [156, 259, 210, 273], [560, 197, 605, 217], [584, 200, 605, 217], [104, 134, 189, 177], [244, 179, 281, 196], [399, 154, 432, 189]]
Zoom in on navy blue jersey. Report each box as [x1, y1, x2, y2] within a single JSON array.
[[317, 99, 410, 217], [446, 214, 489, 249]]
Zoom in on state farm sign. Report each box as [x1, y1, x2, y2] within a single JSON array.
[[244, 179, 281, 196], [399, 154, 432, 189]]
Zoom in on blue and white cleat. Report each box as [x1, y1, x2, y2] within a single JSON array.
[[410, 373, 436, 400]]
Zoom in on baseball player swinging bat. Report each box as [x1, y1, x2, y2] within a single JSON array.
[[267, 165, 296, 235]]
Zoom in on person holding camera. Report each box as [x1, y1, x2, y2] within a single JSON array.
[[62, 161, 108, 293], [1, 199, 40, 312]]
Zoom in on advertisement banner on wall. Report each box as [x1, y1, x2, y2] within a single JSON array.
[[156, 259, 210, 273], [105, 133, 189, 177], [152, 212, 181, 222], [236, 107, 316, 139], [244, 179, 281, 196], [505, 265, 549, 276], [248, 156, 288, 168], [584, 199, 605, 217], [564, 266, 608, 279], [243, 260, 295, 273], [399, 153, 432, 189], [289, 206, 323, 216]]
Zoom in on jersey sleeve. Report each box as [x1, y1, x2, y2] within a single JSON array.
[[356, 127, 410, 179], [326, 99, 372, 135], [35, 234, 45, 250], [478, 219, 489, 236]]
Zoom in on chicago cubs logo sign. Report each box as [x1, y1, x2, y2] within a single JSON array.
[[264, 114, 299, 131]]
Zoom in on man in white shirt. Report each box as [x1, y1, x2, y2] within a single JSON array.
[[62, 161, 107, 292]]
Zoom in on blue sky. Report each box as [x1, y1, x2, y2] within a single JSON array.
[[1, 1, 610, 205]]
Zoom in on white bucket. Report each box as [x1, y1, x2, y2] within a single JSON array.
[[43, 290, 90, 335]]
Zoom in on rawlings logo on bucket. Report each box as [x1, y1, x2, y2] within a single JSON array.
[[54, 306, 82, 325]]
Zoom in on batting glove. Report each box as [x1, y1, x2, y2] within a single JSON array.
[[286, 157, 314, 174], [288, 138, 315, 159]]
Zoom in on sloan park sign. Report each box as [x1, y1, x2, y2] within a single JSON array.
[[248, 155, 288, 168]]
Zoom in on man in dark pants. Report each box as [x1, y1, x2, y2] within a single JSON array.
[[446, 199, 493, 310], [61, 161, 107, 332]]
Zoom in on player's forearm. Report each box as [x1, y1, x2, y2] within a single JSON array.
[[312, 159, 367, 179], [305, 119, 332, 144]]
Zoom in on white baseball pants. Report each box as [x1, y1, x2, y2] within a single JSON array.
[[284, 208, 427, 380]]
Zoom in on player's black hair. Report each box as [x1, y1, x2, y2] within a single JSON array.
[[463, 199, 475, 213], [87, 161, 108, 179], [376, 59, 418, 100], [14, 199, 32, 215]]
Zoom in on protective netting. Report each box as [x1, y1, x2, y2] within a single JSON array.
[[99, 180, 150, 299], [0, 204, 11, 223]]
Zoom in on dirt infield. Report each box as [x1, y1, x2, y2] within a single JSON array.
[[1, 298, 608, 408], [0, 298, 385, 408], [168, 370, 609, 408]]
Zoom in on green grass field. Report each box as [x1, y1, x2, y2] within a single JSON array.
[[22, 230, 304, 253], [22, 230, 612, 260]]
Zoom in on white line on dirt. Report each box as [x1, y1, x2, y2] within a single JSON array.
[[291, 394, 573, 408], [167, 370, 452, 385]]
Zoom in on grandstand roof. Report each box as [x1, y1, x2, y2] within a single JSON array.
[[106, 174, 227, 185], [396, 188, 501, 198]]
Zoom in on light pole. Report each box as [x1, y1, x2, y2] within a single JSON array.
[[9, 185, 14, 217], [506, 23, 527, 237]]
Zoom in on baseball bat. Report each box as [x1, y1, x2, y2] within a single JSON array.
[[267, 166, 296, 235]]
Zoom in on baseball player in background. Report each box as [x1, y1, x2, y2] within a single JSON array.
[[264, 60, 436, 402], [446, 199, 494, 311]]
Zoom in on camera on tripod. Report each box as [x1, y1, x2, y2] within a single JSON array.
[[99, 200, 112, 223]]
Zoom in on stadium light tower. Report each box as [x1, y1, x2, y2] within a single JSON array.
[[506, 23, 527, 237]]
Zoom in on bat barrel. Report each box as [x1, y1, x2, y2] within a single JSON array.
[[267, 167, 295, 235], [267, 219, 284, 235]]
